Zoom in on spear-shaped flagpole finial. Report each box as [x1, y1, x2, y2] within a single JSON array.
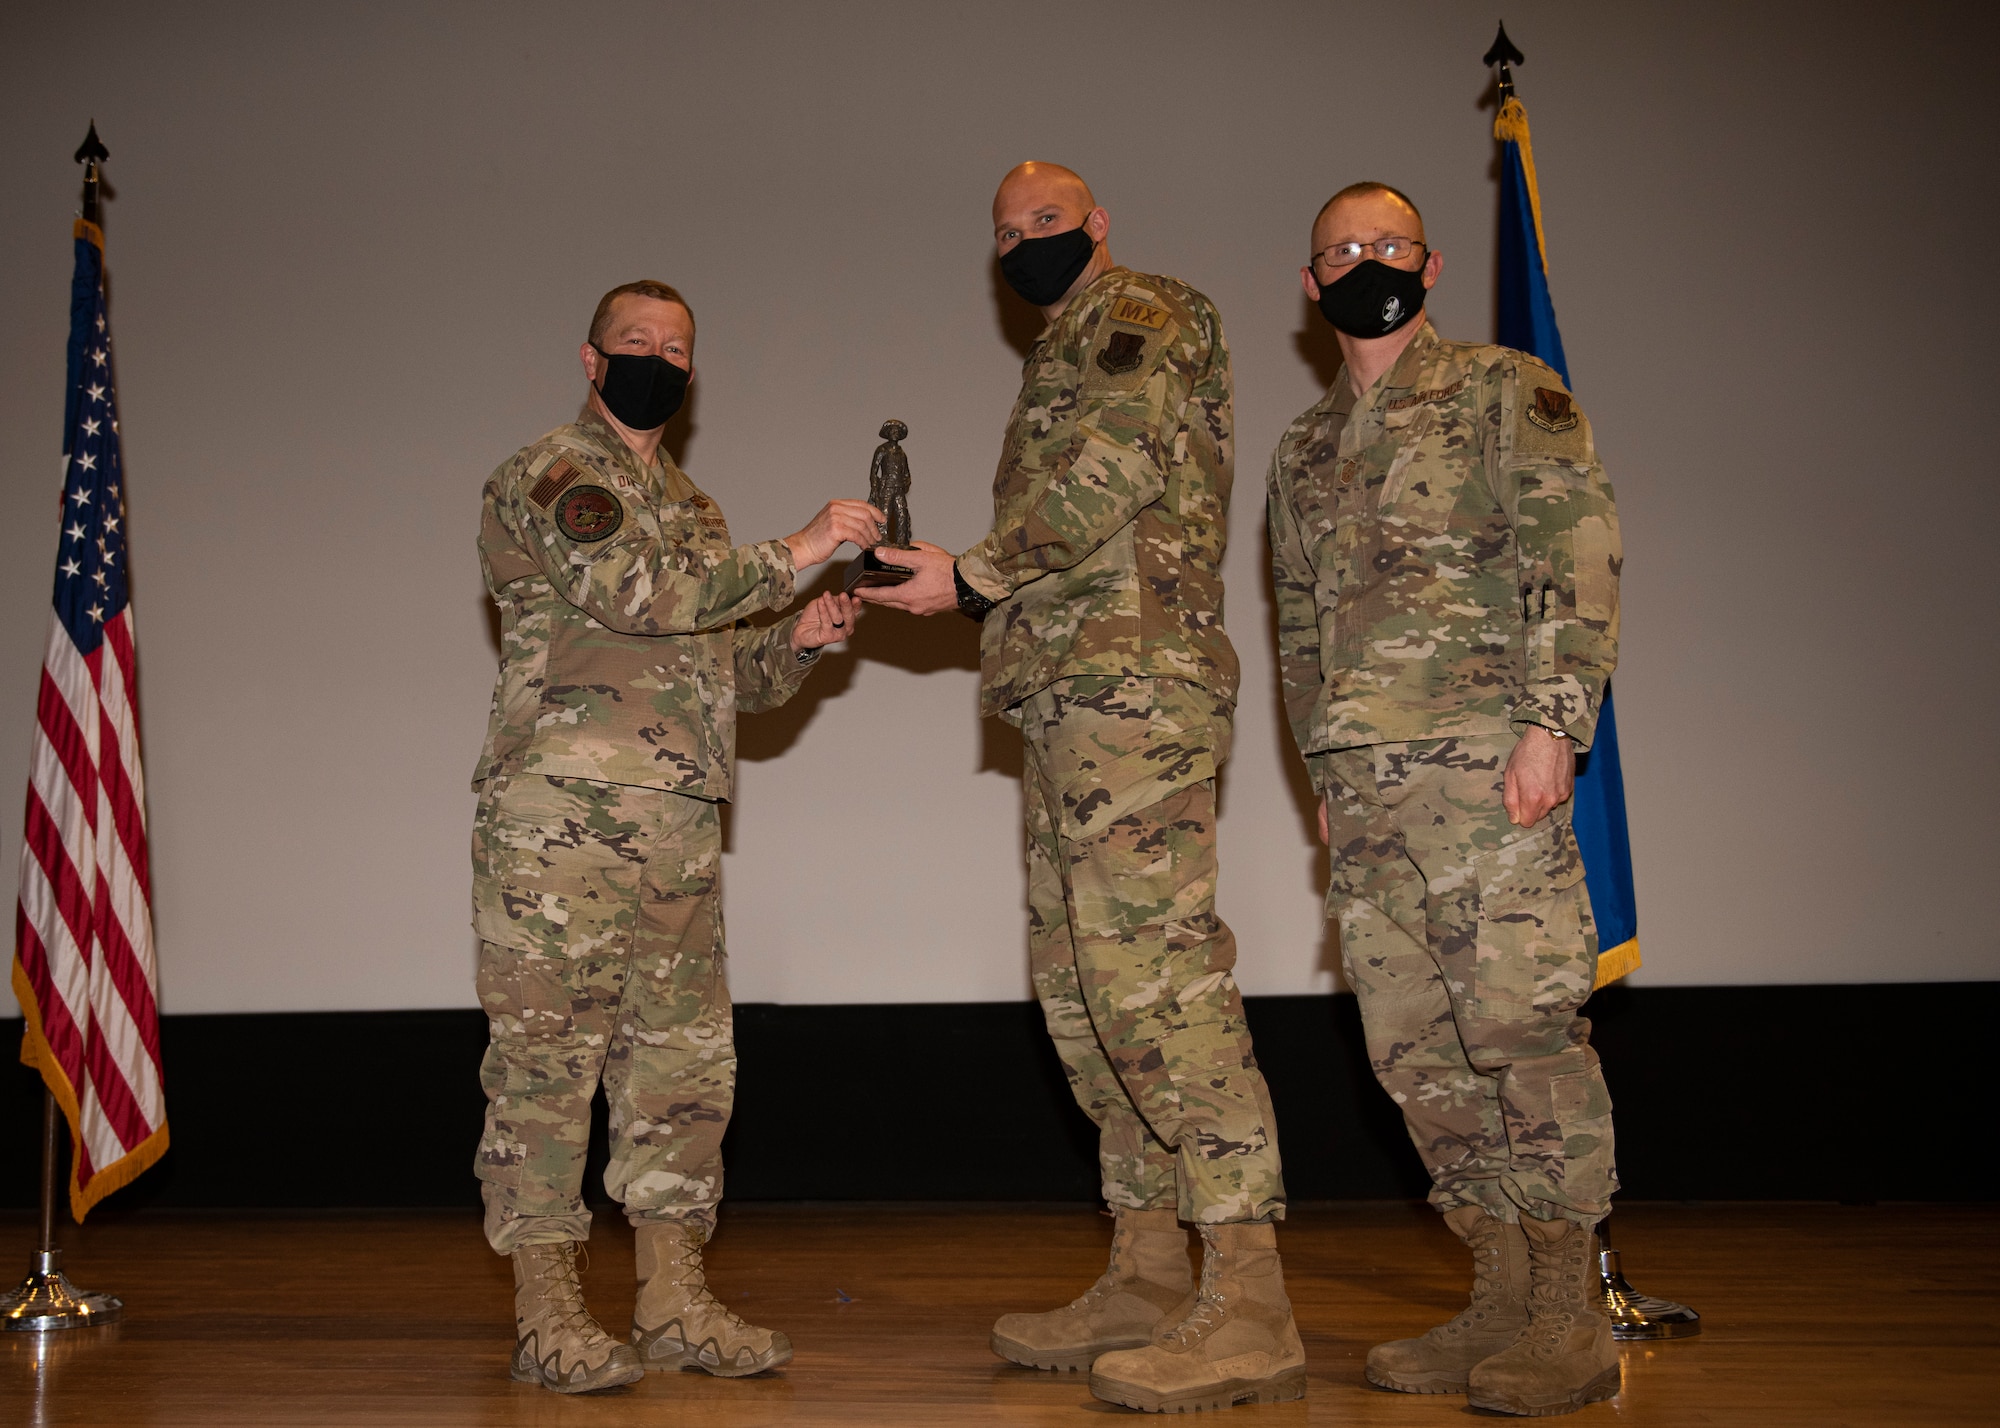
[[75, 121, 109, 226], [1483, 22, 1525, 104]]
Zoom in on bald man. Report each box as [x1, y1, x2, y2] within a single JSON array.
[[1270, 183, 1623, 1416], [861, 163, 1303, 1415]]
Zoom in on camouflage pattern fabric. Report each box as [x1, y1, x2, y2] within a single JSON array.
[[474, 414, 814, 800], [955, 268, 1239, 720], [473, 772, 736, 1252], [1318, 735, 1616, 1226], [1021, 675, 1285, 1226], [1267, 323, 1620, 756]]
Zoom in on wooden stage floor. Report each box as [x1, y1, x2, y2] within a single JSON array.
[[3, 1202, 1994, 1426]]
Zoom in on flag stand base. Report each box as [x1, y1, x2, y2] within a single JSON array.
[[1597, 1238, 1700, 1340], [5, 1089, 123, 1331], [1, 1249, 122, 1332]]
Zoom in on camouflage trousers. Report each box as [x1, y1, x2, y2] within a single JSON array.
[[471, 773, 734, 1253], [1019, 676, 1285, 1225], [1318, 735, 1616, 1226]]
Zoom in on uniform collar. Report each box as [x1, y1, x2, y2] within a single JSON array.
[[1334, 320, 1439, 412], [573, 412, 688, 497]]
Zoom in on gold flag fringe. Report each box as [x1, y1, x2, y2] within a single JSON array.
[[1493, 96, 1552, 275]]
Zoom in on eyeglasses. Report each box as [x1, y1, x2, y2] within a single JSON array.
[[1312, 237, 1426, 275]]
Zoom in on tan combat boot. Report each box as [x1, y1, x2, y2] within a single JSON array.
[[1466, 1214, 1621, 1416], [631, 1221, 793, 1376], [1088, 1221, 1308, 1413], [1366, 1205, 1532, 1393], [991, 1207, 1194, 1371], [508, 1241, 644, 1393]]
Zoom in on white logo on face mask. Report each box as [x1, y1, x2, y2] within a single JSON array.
[[1382, 296, 1401, 325]]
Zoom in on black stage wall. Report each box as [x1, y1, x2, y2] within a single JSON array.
[[2, 985, 1985, 1211]]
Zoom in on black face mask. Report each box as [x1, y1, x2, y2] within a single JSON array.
[[591, 346, 689, 430], [999, 226, 1096, 307], [1315, 258, 1428, 338]]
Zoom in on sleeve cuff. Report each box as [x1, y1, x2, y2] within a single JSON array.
[[953, 540, 1011, 603], [754, 538, 799, 611], [1510, 677, 1600, 750]]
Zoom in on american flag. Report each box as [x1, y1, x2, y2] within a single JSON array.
[[12, 216, 167, 1217]]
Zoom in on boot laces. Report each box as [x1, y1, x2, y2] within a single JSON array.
[[1061, 1221, 1139, 1316], [1428, 1222, 1510, 1340], [1523, 1228, 1588, 1346], [1160, 1238, 1229, 1348], [664, 1235, 758, 1339], [535, 1243, 613, 1349], [1063, 1268, 1122, 1315]]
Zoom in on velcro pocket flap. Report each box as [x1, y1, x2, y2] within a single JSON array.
[[1476, 818, 1586, 917], [1058, 737, 1217, 841]]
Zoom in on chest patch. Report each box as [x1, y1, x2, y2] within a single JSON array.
[[1527, 387, 1578, 433], [528, 457, 581, 509], [1108, 297, 1170, 330], [555, 485, 624, 542], [1096, 330, 1148, 376]]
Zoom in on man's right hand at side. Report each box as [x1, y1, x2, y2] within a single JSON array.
[[783, 499, 886, 570]]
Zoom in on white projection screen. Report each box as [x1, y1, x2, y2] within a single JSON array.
[[1, 1, 1995, 1016]]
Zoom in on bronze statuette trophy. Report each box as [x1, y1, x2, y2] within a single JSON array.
[[845, 419, 916, 591]]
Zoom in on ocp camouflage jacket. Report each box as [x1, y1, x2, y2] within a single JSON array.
[[473, 415, 812, 799], [1267, 323, 1620, 762], [955, 267, 1239, 720]]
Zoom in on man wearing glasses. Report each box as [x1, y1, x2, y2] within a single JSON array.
[[1268, 183, 1624, 1417]]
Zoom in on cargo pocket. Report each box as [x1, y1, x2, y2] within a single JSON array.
[[1056, 717, 1218, 841], [1469, 818, 1595, 1018], [476, 928, 580, 1040], [475, 882, 575, 955]]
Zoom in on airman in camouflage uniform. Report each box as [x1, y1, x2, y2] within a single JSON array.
[[472, 280, 878, 1393], [861, 163, 1303, 1415], [1271, 183, 1623, 1415]]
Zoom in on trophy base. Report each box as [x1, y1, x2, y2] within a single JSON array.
[[3, 1251, 122, 1332], [845, 548, 915, 591]]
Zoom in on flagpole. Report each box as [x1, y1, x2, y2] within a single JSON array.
[[1482, 25, 1699, 1342], [3, 123, 126, 1335]]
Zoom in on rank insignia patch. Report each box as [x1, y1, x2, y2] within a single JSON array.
[[528, 457, 581, 509], [555, 485, 623, 542], [1096, 330, 1147, 376], [1107, 297, 1170, 330], [1527, 387, 1579, 433]]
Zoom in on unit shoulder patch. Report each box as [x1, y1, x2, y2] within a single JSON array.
[[554, 484, 624, 542], [1512, 382, 1591, 465], [1106, 296, 1171, 331], [528, 456, 582, 509], [1526, 386, 1579, 433], [1096, 330, 1148, 376]]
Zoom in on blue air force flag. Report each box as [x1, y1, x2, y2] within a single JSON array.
[[1493, 96, 1640, 987]]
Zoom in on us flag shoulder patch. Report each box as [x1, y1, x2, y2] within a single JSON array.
[[528, 456, 581, 509]]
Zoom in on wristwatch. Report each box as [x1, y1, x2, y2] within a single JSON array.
[[953, 563, 997, 622]]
